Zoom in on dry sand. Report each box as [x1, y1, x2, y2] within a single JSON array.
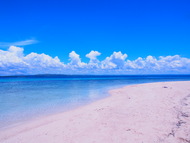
[[0, 81, 190, 143]]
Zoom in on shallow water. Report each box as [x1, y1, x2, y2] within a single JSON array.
[[0, 75, 190, 128]]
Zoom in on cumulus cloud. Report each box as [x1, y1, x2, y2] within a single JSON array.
[[85, 51, 101, 69], [125, 55, 190, 74], [0, 39, 38, 47], [0, 46, 24, 66], [158, 55, 190, 71], [0, 46, 190, 75], [24, 53, 63, 68], [0, 46, 64, 75], [86, 51, 101, 63], [101, 51, 128, 69], [68, 51, 86, 68]]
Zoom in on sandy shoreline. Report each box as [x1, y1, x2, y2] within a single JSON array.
[[0, 81, 190, 143]]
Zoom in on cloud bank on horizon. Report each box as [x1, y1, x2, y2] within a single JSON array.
[[0, 46, 190, 75]]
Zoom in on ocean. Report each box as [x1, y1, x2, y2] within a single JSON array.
[[0, 74, 190, 129]]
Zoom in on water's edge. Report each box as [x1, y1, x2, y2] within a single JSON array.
[[1, 75, 190, 129]]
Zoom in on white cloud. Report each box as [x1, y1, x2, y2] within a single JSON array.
[[68, 51, 86, 68], [158, 55, 190, 72], [127, 57, 145, 70], [0, 46, 65, 75], [124, 55, 190, 74], [0, 39, 38, 47], [0, 46, 24, 65], [24, 53, 63, 68], [85, 51, 101, 69], [101, 51, 128, 69], [86, 51, 101, 63], [0, 46, 190, 75], [9, 46, 24, 57]]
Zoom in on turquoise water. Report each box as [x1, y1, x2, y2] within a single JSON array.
[[0, 75, 190, 128]]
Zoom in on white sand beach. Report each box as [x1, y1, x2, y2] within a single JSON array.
[[0, 81, 190, 143]]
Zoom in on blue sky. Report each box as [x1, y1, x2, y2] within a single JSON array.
[[0, 0, 190, 75]]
